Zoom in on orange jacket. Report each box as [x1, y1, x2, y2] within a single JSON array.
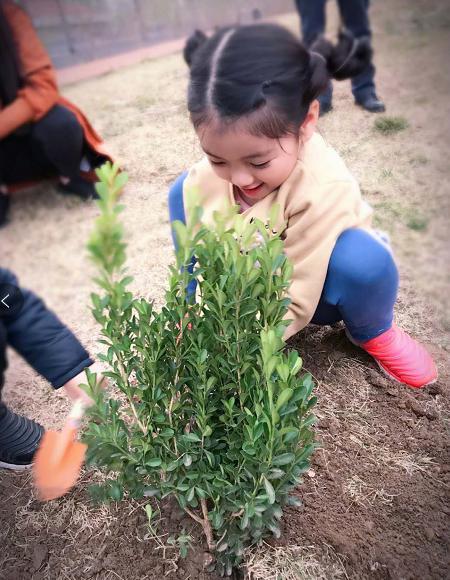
[[0, 1, 111, 161]]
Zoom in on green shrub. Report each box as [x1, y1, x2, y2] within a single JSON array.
[[83, 163, 317, 575], [374, 116, 409, 135]]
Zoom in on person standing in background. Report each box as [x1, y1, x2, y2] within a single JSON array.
[[295, 0, 385, 115]]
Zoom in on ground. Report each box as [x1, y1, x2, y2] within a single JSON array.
[[1, 0, 449, 578]]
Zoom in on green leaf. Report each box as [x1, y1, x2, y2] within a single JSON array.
[[267, 468, 285, 480], [110, 482, 123, 501], [276, 388, 293, 410], [263, 476, 275, 505], [159, 428, 175, 438], [182, 433, 201, 443], [272, 453, 295, 466], [301, 414, 317, 429]]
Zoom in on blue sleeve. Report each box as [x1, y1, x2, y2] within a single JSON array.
[[0, 268, 93, 389], [167, 171, 197, 298], [168, 170, 189, 244]]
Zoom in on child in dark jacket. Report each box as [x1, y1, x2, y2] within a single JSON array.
[[0, 267, 98, 470]]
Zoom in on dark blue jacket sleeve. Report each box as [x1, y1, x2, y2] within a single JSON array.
[[0, 268, 93, 389]]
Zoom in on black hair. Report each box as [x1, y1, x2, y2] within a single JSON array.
[[0, 0, 20, 106], [184, 23, 372, 138]]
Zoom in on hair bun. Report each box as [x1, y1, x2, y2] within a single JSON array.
[[183, 30, 208, 67], [310, 29, 372, 81]]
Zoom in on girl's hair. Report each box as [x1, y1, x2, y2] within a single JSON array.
[[0, 1, 20, 106], [184, 24, 372, 138]]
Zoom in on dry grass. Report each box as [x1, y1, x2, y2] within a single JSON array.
[[244, 542, 348, 580], [343, 475, 396, 508], [15, 492, 117, 540], [378, 448, 438, 476]]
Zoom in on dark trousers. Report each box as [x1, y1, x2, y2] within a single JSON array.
[[0, 104, 84, 185], [295, 0, 376, 104]]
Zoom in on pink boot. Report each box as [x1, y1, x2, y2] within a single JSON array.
[[359, 325, 437, 388]]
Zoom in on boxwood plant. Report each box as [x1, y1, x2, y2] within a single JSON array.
[[83, 163, 317, 575]]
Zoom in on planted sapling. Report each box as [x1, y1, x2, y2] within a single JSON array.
[[83, 162, 317, 575]]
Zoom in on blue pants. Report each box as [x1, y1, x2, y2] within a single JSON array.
[[295, 0, 377, 105], [168, 173, 398, 342]]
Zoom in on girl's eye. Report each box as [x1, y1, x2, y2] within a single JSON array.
[[209, 160, 226, 166], [251, 161, 270, 168]]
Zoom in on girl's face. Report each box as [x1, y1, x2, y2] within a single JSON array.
[[197, 119, 301, 204]]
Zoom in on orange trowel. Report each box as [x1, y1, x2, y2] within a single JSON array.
[[33, 399, 87, 501]]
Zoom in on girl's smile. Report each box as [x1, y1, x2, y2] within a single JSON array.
[[240, 183, 264, 196], [198, 117, 302, 205]]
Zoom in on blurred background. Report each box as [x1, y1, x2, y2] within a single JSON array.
[[20, 0, 293, 68]]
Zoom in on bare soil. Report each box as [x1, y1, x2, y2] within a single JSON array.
[[1, 0, 449, 578]]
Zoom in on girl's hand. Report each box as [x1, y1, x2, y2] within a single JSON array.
[[62, 362, 107, 406]]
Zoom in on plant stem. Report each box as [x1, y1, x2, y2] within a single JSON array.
[[200, 498, 215, 551], [183, 500, 215, 552]]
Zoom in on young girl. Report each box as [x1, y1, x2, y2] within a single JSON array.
[[168, 24, 437, 389]]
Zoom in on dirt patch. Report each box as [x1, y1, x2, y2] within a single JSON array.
[[1, 0, 449, 578], [0, 474, 216, 580], [283, 325, 449, 580]]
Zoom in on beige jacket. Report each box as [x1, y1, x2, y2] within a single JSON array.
[[183, 132, 372, 339]]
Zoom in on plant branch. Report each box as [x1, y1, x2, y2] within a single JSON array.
[[183, 501, 216, 552]]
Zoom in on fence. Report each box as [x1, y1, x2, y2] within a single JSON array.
[[19, 0, 294, 68]]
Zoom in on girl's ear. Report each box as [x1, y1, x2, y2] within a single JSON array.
[[299, 100, 320, 141]]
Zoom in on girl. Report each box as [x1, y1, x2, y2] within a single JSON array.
[[168, 24, 436, 388], [0, 1, 112, 226]]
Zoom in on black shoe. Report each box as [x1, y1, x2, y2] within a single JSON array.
[[0, 193, 10, 228], [58, 175, 99, 200], [356, 94, 386, 113], [0, 404, 44, 470]]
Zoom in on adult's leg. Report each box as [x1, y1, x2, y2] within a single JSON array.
[[1, 104, 97, 198], [294, 0, 332, 113], [0, 130, 54, 184], [295, 0, 327, 46], [31, 104, 84, 179], [337, 0, 385, 111], [0, 105, 85, 184]]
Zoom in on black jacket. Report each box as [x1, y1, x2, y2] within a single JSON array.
[[0, 267, 93, 389]]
